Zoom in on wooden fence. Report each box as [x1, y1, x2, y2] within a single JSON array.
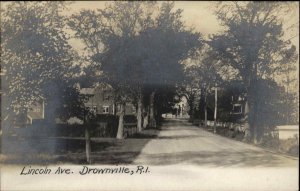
[[193, 119, 246, 133], [123, 122, 138, 138], [4, 121, 138, 138]]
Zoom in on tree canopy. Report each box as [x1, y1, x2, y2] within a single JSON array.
[[1, 2, 82, 123], [208, 2, 298, 142]]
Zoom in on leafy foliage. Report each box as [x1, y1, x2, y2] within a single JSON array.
[[208, 2, 298, 141], [1, 2, 83, 124], [69, 2, 202, 112]]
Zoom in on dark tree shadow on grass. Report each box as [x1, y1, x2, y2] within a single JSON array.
[[0, 128, 160, 165]]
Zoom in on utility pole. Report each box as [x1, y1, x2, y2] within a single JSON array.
[[84, 110, 91, 164], [213, 84, 219, 134], [180, 104, 183, 117]]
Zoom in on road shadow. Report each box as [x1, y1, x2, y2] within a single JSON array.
[[156, 135, 204, 139], [134, 149, 297, 167]]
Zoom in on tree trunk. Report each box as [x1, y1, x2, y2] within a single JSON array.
[[149, 91, 156, 128], [85, 122, 91, 164], [137, 93, 143, 132], [286, 71, 290, 124], [213, 86, 218, 134], [243, 99, 251, 142], [203, 90, 208, 128], [204, 105, 207, 128], [243, 71, 255, 142], [252, 63, 260, 144], [143, 106, 149, 128], [253, 125, 259, 144], [252, 90, 260, 144], [116, 103, 125, 139], [189, 103, 194, 122], [113, 101, 117, 116]]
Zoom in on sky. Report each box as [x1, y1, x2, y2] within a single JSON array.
[[66, 1, 299, 55], [66, 1, 222, 52]]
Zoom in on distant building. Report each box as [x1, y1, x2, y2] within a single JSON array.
[[26, 98, 45, 124], [1, 67, 45, 126], [229, 94, 246, 122], [174, 96, 189, 118], [5, 97, 46, 127], [80, 83, 136, 116], [275, 125, 299, 140], [4, 82, 137, 128]]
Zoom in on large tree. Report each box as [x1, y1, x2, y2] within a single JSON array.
[[69, 2, 202, 137], [209, 2, 298, 143], [183, 47, 223, 127], [1, 2, 79, 127], [278, 45, 299, 124], [69, 1, 156, 138], [138, 2, 202, 127]]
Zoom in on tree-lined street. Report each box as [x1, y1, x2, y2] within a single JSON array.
[[1, 118, 298, 191], [1, 118, 297, 167], [0, 2, 298, 190]]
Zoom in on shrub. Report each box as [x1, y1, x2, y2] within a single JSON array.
[[279, 136, 299, 156]]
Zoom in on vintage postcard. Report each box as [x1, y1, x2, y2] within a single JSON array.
[[0, 1, 299, 191]]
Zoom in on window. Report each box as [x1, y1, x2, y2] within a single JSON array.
[[30, 107, 40, 112], [103, 91, 110, 101], [102, 106, 109, 114], [232, 104, 242, 114], [93, 106, 97, 113], [104, 95, 110, 101], [132, 105, 136, 113]]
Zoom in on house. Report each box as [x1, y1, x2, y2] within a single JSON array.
[[26, 98, 45, 124], [80, 83, 136, 116], [5, 81, 137, 127], [1, 66, 45, 126], [229, 94, 246, 122], [174, 96, 189, 118], [5, 97, 45, 127], [275, 125, 299, 140]]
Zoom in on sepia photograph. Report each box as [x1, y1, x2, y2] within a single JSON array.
[[0, 1, 299, 191]]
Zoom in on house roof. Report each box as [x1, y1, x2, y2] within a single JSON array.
[[276, 125, 299, 130], [27, 112, 43, 120], [80, 82, 114, 95], [80, 88, 95, 95]]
